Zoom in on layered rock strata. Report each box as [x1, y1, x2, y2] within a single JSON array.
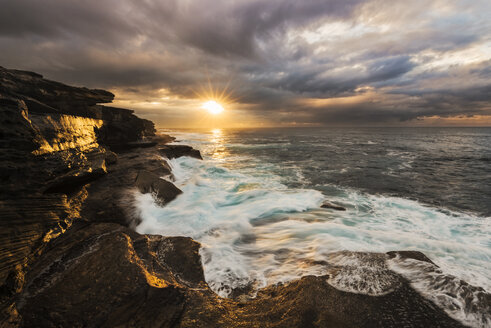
[[0, 66, 159, 293]]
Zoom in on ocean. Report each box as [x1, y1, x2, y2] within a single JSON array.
[[135, 127, 491, 327]]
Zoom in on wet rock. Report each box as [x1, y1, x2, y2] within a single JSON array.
[[387, 250, 437, 266], [80, 149, 173, 227], [14, 223, 202, 328], [6, 219, 467, 327], [321, 201, 346, 211], [151, 235, 205, 286], [135, 170, 182, 205], [232, 274, 465, 328], [159, 145, 203, 160], [326, 251, 402, 296]]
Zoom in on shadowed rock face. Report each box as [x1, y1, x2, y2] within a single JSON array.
[[135, 170, 182, 206], [159, 145, 203, 160], [0, 67, 114, 114]]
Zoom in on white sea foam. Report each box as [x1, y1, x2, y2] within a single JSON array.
[[325, 251, 401, 296], [388, 256, 490, 328], [137, 130, 491, 327]]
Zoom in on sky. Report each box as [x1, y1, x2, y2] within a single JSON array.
[[0, 0, 490, 128]]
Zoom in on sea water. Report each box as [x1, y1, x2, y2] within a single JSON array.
[[135, 127, 491, 327]]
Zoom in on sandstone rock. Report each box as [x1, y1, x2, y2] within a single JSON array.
[[43, 166, 107, 194], [135, 170, 182, 205], [13, 223, 204, 327], [237, 294, 251, 304], [0, 66, 114, 111], [0, 196, 73, 287], [0, 66, 156, 150], [0, 66, 158, 294], [159, 145, 203, 160], [321, 201, 346, 211]]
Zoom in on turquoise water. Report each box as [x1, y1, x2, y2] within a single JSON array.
[[136, 128, 490, 327]]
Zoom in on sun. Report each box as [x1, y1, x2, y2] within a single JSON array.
[[202, 100, 224, 115]]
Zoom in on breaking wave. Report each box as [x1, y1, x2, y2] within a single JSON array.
[[136, 129, 490, 327]]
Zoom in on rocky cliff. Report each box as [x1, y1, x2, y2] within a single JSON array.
[[0, 67, 473, 327], [0, 66, 157, 295]]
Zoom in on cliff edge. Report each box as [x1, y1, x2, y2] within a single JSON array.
[[0, 66, 158, 292]]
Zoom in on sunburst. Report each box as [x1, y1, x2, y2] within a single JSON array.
[[191, 70, 239, 115], [202, 100, 224, 114]]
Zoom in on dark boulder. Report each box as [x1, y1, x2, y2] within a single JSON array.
[[321, 201, 346, 211], [387, 250, 437, 266], [80, 148, 173, 227], [159, 145, 203, 160], [135, 170, 182, 205]]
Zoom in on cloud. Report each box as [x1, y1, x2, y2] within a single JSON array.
[[0, 0, 490, 126]]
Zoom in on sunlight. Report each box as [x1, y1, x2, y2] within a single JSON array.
[[209, 128, 228, 161], [202, 100, 224, 115]]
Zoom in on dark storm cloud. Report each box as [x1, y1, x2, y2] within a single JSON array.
[[0, 0, 490, 125], [0, 0, 361, 56], [266, 55, 416, 96], [172, 0, 363, 57], [0, 0, 136, 44]]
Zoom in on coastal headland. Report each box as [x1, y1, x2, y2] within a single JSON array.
[[0, 67, 470, 327]]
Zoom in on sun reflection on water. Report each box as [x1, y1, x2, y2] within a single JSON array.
[[209, 128, 229, 162]]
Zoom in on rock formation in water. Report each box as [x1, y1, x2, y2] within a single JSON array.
[[321, 201, 346, 211], [159, 145, 203, 160], [0, 67, 473, 327]]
